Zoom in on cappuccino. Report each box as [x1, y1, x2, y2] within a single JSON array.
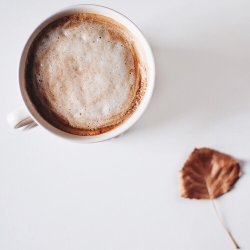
[[25, 13, 146, 136]]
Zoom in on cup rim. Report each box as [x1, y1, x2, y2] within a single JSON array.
[[19, 4, 155, 143]]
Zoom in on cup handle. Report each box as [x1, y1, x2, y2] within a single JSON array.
[[7, 106, 37, 129]]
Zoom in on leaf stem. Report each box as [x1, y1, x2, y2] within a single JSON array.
[[211, 199, 240, 250]]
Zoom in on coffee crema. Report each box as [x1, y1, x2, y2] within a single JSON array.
[[25, 13, 147, 136]]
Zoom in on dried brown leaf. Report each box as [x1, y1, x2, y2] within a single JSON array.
[[180, 148, 241, 199]]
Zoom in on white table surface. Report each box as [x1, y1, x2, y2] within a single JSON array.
[[1, 0, 250, 249]]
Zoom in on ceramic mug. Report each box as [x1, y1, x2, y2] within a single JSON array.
[[7, 4, 155, 143]]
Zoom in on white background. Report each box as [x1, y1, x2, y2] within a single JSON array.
[[1, 0, 250, 249]]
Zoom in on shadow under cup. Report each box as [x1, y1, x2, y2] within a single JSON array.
[[19, 5, 155, 142]]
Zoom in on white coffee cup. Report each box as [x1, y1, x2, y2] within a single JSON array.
[[7, 4, 155, 143]]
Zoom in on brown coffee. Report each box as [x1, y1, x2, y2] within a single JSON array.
[[25, 13, 146, 136]]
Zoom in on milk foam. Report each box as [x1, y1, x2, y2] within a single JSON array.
[[33, 15, 139, 130]]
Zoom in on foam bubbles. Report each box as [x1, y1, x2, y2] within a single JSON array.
[[80, 33, 88, 42], [33, 15, 140, 130]]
